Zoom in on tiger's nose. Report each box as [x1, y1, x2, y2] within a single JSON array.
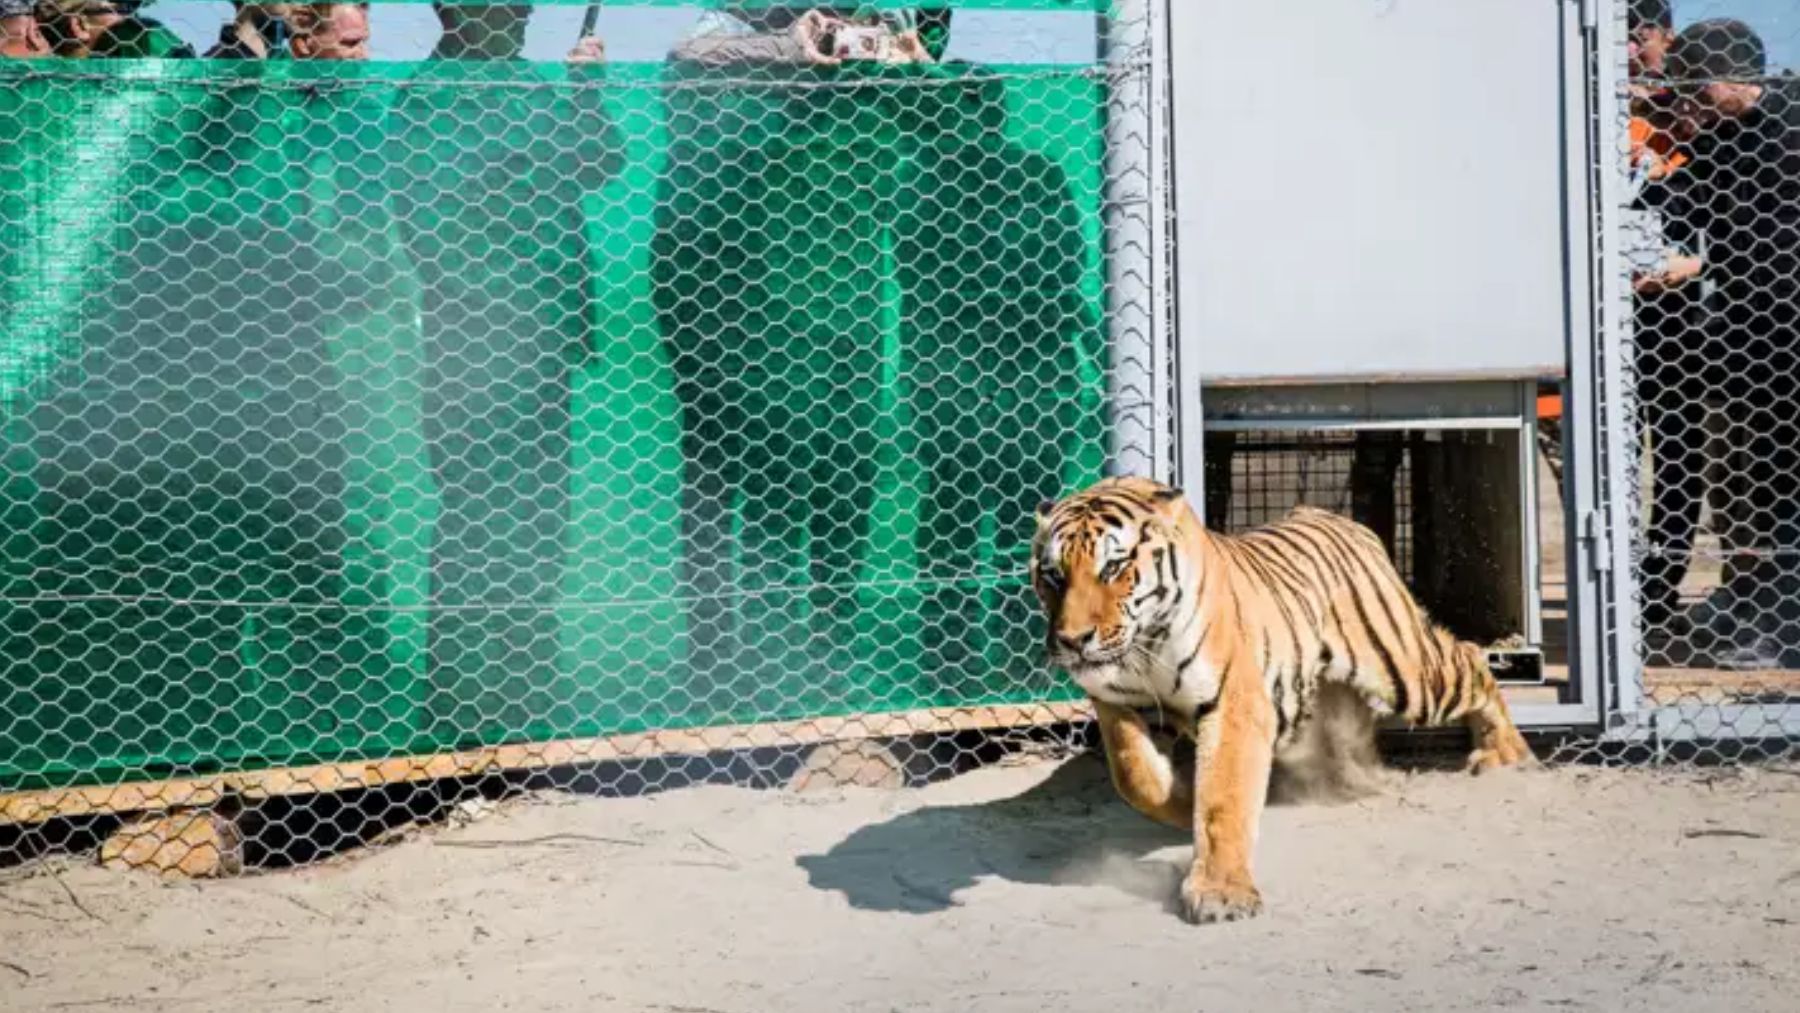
[[1054, 628, 1097, 653]]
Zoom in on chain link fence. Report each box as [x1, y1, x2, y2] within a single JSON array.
[[1, 0, 1169, 872], [1572, 0, 1800, 763], [7, 0, 1800, 877]]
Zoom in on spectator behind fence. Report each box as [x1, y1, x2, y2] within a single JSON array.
[[669, 3, 937, 68], [36, 0, 132, 56], [204, 1, 293, 59], [892, 58, 1108, 696], [85, 0, 195, 57], [1667, 19, 1800, 668], [390, 3, 622, 740], [282, 2, 366, 60], [0, 0, 48, 55], [1628, 0, 1675, 110], [1538, 0, 1691, 506], [653, 3, 946, 703], [1626, 0, 1708, 635]]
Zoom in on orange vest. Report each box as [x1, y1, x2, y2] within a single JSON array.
[[1630, 116, 1689, 180]]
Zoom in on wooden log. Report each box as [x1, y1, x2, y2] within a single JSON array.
[[99, 810, 244, 878], [1, 702, 1095, 825]]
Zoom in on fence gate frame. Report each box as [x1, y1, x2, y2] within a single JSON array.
[[1582, 0, 1800, 754], [1160, 0, 1615, 735], [1106, 0, 1188, 489], [1555, 0, 1620, 736], [1584, 0, 1644, 736]]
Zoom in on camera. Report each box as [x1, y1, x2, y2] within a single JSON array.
[[822, 23, 896, 62]]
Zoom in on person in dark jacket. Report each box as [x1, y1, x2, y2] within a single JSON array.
[[1626, 0, 1708, 636], [87, 12, 195, 56], [891, 63, 1104, 698], [652, 3, 941, 707], [391, 3, 624, 741], [204, 2, 290, 59], [1666, 18, 1800, 667]]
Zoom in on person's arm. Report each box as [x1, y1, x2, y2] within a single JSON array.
[[672, 31, 815, 68], [565, 36, 625, 187], [1633, 254, 1703, 295], [1632, 155, 1706, 296], [670, 10, 840, 69]]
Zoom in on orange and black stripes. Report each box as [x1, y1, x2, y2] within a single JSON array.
[[1037, 477, 1533, 922], [1242, 507, 1504, 732], [1034, 477, 1519, 757]]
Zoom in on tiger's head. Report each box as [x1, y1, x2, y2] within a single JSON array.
[[1030, 476, 1193, 692]]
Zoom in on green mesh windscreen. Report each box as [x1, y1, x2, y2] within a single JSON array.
[[0, 3, 1147, 801]]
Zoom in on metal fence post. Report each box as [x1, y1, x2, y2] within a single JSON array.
[[1588, 0, 1644, 722], [1102, 0, 1173, 483]]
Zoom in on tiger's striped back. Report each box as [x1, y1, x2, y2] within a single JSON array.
[[1222, 506, 1513, 749], [1033, 477, 1531, 773]]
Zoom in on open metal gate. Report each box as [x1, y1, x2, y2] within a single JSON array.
[[1582, 0, 1800, 760]]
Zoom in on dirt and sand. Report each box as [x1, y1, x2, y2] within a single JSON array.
[[3, 755, 1798, 1013]]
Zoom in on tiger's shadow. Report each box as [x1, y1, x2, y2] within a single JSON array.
[[795, 753, 1191, 915]]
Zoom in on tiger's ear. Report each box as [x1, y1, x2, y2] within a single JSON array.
[[1146, 485, 1189, 533], [1035, 499, 1057, 525]]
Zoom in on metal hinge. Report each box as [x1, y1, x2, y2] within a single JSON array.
[[1584, 510, 1612, 575]]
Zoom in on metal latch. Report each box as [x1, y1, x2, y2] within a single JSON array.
[[1486, 646, 1548, 685], [1583, 509, 1612, 575]]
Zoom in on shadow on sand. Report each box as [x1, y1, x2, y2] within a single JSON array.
[[795, 754, 1189, 915]]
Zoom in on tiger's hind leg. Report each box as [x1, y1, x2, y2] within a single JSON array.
[[1464, 687, 1533, 774], [1447, 642, 1534, 773]]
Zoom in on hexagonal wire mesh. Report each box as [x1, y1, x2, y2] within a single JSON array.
[[1560, 0, 1800, 764], [0, 1, 1175, 872]]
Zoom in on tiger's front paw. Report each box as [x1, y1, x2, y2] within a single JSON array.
[[1178, 875, 1263, 924]]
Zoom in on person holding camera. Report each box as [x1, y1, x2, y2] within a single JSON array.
[[670, 4, 938, 69], [1625, 0, 1710, 639], [653, 3, 952, 707], [891, 59, 1106, 698]]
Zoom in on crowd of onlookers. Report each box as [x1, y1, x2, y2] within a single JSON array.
[[2, 3, 1074, 700], [3, 0, 1794, 670], [1624, 1, 1800, 668], [0, 0, 919, 64], [0, 0, 623, 62], [0, 0, 374, 59]]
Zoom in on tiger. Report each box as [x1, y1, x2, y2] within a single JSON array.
[[1030, 475, 1533, 924]]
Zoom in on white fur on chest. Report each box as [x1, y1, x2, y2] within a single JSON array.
[[1068, 644, 1222, 717]]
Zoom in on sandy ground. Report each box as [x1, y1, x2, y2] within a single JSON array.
[[3, 756, 1799, 1013]]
